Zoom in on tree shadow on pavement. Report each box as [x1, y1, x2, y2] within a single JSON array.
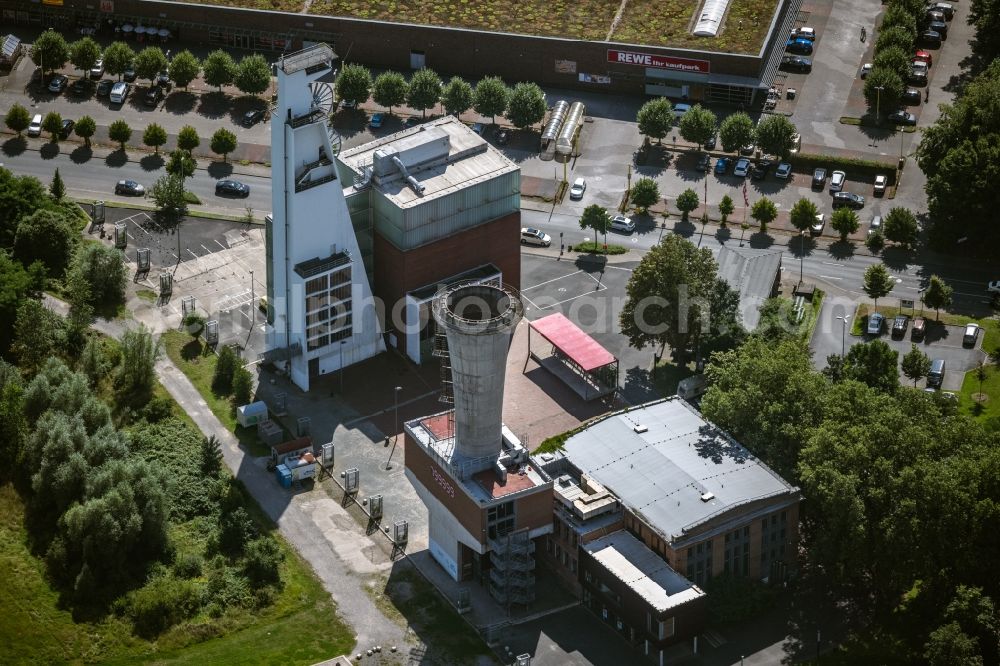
[[207, 161, 234, 179], [749, 230, 775, 248], [70, 145, 93, 164], [715, 225, 732, 244], [164, 91, 198, 115], [880, 245, 914, 271], [827, 239, 856, 260], [788, 233, 816, 258], [2, 136, 27, 157], [105, 150, 128, 168], [197, 91, 230, 120], [39, 142, 60, 160], [671, 218, 696, 238], [140, 154, 165, 172]]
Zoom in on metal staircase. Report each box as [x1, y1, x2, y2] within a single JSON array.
[[433, 330, 454, 405], [488, 531, 537, 607]]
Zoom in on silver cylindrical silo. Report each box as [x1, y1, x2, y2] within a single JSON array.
[[432, 281, 523, 460]]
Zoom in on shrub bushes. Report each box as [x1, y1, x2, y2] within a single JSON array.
[[121, 574, 201, 638]]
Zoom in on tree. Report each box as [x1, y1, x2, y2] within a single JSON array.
[[618, 235, 722, 365], [751, 197, 778, 232], [0, 254, 43, 356], [69, 37, 101, 78], [168, 49, 200, 90], [372, 71, 408, 114], [135, 46, 168, 86], [879, 6, 918, 42], [30, 30, 69, 84], [831, 207, 860, 241], [42, 111, 63, 143], [0, 361, 27, 478], [218, 506, 256, 556], [0, 170, 53, 249], [213, 345, 238, 395], [14, 209, 76, 278], [74, 115, 96, 147], [863, 263, 895, 311], [232, 366, 254, 406], [901, 344, 932, 386], [11, 299, 66, 375], [243, 537, 283, 586], [970, 0, 1000, 63], [442, 76, 474, 117], [183, 312, 206, 341], [864, 67, 904, 115], [922, 275, 953, 320], [925, 622, 984, 666], [630, 177, 660, 213], [844, 340, 900, 393], [210, 128, 237, 162], [142, 123, 168, 154], [67, 243, 127, 310], [335, 63, 372, 106], [473, 76, 510, 124], [636, 98, 673, 144], [579, 204, 612, 247], [883, 207, 919, 247], [115, 324, 161, 408], [165, 149, 196, 179], [755, 115, 798, 158], [789, 198, 819, 233], [506, 81, 547, 131], [108, 119, 132, 151], [102, 41, 135, 81], [176, 125, 200, 153], [49, 168, 65, 201], [719, 112, 755, 154], [150, 173, 188, 224], [678, 104, 717, 147], [202, 50, 236, 92], [675, 188, 699, 222], [201, 435, 223, 476], [406, 68, 442, 118], [866, 229, 885, 254], [5, 103, 30, 137], [874, 45, 912, 82], [234, 54, 271, 97], [718, 194, 735, 225]]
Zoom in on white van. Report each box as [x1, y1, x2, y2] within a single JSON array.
[[27, 114, 42, 137], [110, 82, 129, 104], [672, 102, 692, 121]]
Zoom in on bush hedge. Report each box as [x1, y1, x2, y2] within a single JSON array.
[[787, 152, 898, 184]]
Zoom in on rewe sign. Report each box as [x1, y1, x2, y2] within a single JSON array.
[[607, 49, 711, 74]]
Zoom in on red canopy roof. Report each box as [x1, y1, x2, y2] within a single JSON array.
[[529, 313, 616, 372]]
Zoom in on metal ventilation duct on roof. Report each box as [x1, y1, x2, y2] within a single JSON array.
[[693, 0, 732, 37]]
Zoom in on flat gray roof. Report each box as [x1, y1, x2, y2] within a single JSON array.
[[338, 116, 518, 209], [563, 398, 798, 542], [715, 246, 782, 330], [584, 531, 704, 612]]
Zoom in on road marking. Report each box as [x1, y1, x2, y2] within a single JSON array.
[[534, 286, 609, 310], [819, 275, 844, 280], [522, 270, 583, 291], [605, 265, 633, 273], [520, 292, 542, 311]]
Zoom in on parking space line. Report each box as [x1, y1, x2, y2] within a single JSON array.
[[521, 270, 583, 291], [521, 292, 542, 311], [534, 285, 609, 310]]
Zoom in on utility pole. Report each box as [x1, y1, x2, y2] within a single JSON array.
[[799, 230, 805, 286], [836, 315, 850, 356], [873, 85, 884, 148]]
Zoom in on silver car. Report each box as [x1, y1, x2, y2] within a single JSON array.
[[569, 177, 586, 200], [520, 227, 551, 247]]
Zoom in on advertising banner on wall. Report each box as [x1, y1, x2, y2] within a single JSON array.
[[607, 49, 710, 75]]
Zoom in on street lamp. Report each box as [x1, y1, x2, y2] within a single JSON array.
[[393, 385, 402, 441], [836, 315, 850, 357], [873, 85, 884, 147], [339, 340, 347, 392], [245, 269, 255, 347], [798, 230, 805, 286]]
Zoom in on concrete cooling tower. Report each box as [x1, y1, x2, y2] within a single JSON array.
[[431, 281, 523, 460]]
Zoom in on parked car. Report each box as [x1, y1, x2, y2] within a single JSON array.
[[867, 312, 885, 336], [59, 118, 75, 139], [790, 132, 801, 153], [27, 114, 42, 137], [109, 82, 130, 104], [830, 170, 846, 192], [988, 280, 1000, 294], [90, 58, 104, 79], [812, 168, 827, 189], [751, 160, 772, 180], [926, 2, 954, 20], [928, 20, 949, 38], [144, 85, 164, 107], [115, 179, 145, 196], [610, 214, 636, 233], [704, 133, 717, 151], [908, 70, 929, 86], [495, 128, 511, 145], [912, 317, 927, 340], [739, 143, 755, 156], [963, 323, 979, 347], [734, 158, 751, 178], [243, 109, 266, 127], [780, 55, 812, 73], [520, 227, 551, 247], [874, 174, 888, 195], [860, 63, 873, 79], [215, 180, 250, 197], [775, 162, 792, 180], [786, 38, 813, 55], [926, 9, 946, 23], [156, 71, 172, 88], [914, 50, 934, 67], [369, 113, 385, 129], [96, 79, 113, 97], [569, 177, 586, 200], [892, 315, 909, 338], [696, 153, 712, 172], [902, 88, 922, 105], [790, 26, 816, 41], [340, 99, 357, 110], [927, 358, 946, 388], [70, 79, 89, 96], [833, 192, 866, 209], [672, 103, 692, 122], [888, 110, 917, 126], [911, 60, 929, 76], [47, 74, 68, 93], [810, 213, 826, 235], [471, 122, 486, 135], [919, 30, 943, 47], [869, 215, 883, 236], [123, 65, 137, 82], [715, 157, 730, 175]]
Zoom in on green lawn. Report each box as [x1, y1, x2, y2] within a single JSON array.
[[161, 330, 276, 457], [957, 364, 1000, 423], [850, 303, 994, 337]]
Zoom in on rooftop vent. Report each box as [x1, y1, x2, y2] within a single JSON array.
[[633, 424, 648, 434], [700, 492, 715, 502]]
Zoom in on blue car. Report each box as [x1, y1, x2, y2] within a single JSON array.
[[715, 157, 730, 175], [786, 38, 813, 55], [369, 113, 384, 129]]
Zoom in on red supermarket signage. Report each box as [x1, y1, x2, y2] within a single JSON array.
[[607, 49, 710, 74]]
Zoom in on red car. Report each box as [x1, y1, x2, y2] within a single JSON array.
[[914, 49, 933, 67]]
